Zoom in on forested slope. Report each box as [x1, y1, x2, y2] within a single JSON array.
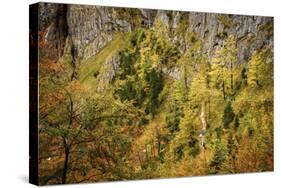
[[36, 3, 273, 185]]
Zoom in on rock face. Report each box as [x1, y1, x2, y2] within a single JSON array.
[[38, 2, 273, 73], [66, 5, 130, 58], [82, 33, 113, 60], [97, 54, 120, 92], [39, 3, 68, 60], [187, 13, 273, 63], [39, 3, 134, 60]]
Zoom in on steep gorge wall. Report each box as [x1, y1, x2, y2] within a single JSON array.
[[38, 3, 273, 66], [187, 13, 273, 63]]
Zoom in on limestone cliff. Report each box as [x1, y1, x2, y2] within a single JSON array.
[[38, 2, 273, 81]]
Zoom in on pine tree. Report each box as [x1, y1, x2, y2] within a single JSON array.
[[210, 35, 238, 100], [210, 139, 228, 174], [222, 101, 235, 129], [247, 51, 273, 88]]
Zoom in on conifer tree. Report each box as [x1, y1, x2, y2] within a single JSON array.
[[222, 101, 235, 129], [210, 139, 228, 174], [210, 35, 238, 100]]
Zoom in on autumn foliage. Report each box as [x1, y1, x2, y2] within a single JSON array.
[[38, 17, 273, 185]]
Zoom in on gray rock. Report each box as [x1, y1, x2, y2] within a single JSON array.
[[156, 10, 170, 26], [38, 3, 273, 71], [97, 54, 120, 92], [82, 33, 113, 61]]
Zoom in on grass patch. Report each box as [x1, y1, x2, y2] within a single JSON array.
[[79, 33, 128, 86]]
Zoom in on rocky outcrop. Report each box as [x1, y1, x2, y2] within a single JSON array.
[[82, 33, 113, 60], [67, 5, 120, 58], [39, 3, 134, 60], [97, 54, 120, 92]]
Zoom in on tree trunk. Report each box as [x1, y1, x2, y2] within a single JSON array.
[[155, 127, 161, 157], [62, 138, 69, 184], [137, 151, 143, 169], [222, 81, 226, 100], [231, 72, 233, 91]]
